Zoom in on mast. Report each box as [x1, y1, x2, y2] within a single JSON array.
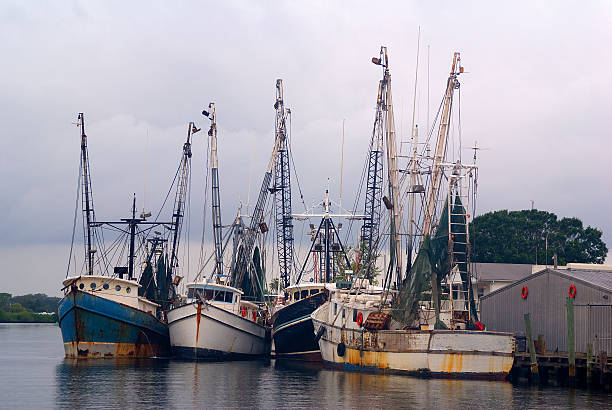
[[204, 104, 224, 278], [294, 190, 353, 284], [422, 52, 463, 238], [169, 122, 198, 278], [78, 113, 95, 276], [372, 47, 403, 288], [233, 102, 285, 289], [360, 67, 385, 280], [123, 195, 141, 280], [273, 79, 294, 289]]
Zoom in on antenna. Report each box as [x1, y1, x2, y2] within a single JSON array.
[[339, 119, 345, 210], [410, 26, 421, 150]]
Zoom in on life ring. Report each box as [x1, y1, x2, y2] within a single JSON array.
[[521, 286, 528, 299], [569, 284, 576, 298], [356, 311, 364, 326], [241, 306, 247, 317], [252, 311, 257, 321]]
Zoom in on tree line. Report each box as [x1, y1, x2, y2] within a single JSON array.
[[470, 209, 608, 265], [0, 293, 60, 323]]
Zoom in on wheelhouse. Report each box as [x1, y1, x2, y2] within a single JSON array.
[[186, 283, 242, 305], [283, 283, 326, 303]]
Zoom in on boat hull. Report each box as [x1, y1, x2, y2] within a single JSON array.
[[168, 302, 268, 360], [271, 291, 327, 361], [58, 289, 170, 358], [312, 306, 514, 380]]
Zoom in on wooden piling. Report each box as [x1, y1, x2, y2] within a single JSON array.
[[567, 297, 575, 387], [586, 343, 593, 387], [524, 313, 539, 383]]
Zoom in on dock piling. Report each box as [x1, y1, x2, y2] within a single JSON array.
[[586, 343, 593, 387], [524, 313, 539, 384], [567, 297, 575, 387]]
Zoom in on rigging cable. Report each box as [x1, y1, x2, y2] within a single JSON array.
[[66, 154, 83, 278]]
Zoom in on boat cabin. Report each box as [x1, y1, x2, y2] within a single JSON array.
[[185, 282, 263, 324], [283, 283, 326, 304], [62, 275, 160, 314], [325, 283, 393, 330]]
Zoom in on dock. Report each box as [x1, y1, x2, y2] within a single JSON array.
[[510, 350, 611, 390]]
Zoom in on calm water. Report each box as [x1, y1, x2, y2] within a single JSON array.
[[0, 324, 609, 409]]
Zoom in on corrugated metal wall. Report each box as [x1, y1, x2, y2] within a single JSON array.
[[480, 270, 612, 354]]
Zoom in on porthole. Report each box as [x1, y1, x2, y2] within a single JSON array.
[[90, 282, 97, 289], [103, 283, 109, 290], [79, 283, 84, 290], [126, 287, 131, 294], [115, 285, 121, 291]]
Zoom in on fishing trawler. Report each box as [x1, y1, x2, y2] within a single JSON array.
[[167, 102, 272, 359], [271, 189, 358, 360], [58, 113, 194, 358], [311, 48, 515, 379]]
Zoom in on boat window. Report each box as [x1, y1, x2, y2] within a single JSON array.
[[224, 292, 233, 303], [126, 287, 131, 294], [284, 292, 289, 301], [342, 308, 346, 319], [334, 303, 337, 315], [353, 309, 358, 322], [294, 291, 300, 301], [310, 289, 319, 295], [115, 285, 121, 291], [103, 283, 109, 290], [79, 283, 84, 290], [214, 291, 225, 302], [187, 288, 195, 298], [90, 282, 97, 289], [301, 290, 309, 299], [205, 289, 214, 300]]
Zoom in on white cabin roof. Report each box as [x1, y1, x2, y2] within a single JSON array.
[[186, 282, 244, 295], [63, 275, 140, 289]]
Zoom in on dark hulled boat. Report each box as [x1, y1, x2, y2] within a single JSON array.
[[271, 284, 328, 361]]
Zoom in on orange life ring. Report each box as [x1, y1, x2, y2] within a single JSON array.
[[521, 286, 528, 299], [356, 311, 363, 326], [241, 306, 247, 317], [569, 284, 576, 298]]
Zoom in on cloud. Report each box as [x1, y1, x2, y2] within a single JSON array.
[[1, 0, 610, 294]]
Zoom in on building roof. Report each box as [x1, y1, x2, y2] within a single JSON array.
[[552, 268, 612, 292], [480, 267, 612, 300], [473, 263, 533, 282]]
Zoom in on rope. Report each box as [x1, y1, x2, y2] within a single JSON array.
[[66, 153, 82, 278]]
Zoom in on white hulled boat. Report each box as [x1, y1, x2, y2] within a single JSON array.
[[311, 280, 514, 379], [168, 281, 268, 359], [311, 48, 514, 380]]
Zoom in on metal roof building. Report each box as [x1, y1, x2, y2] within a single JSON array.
[[480, 267, 612, 355]]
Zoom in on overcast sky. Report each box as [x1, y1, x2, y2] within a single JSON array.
[[1, 1, 610, 296]]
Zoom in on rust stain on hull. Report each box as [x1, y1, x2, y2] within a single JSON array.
[[441, 352, 464, 373], [196, 302, 202, 346], [65, 342, 163, 358], [346, 347, 390, 369]]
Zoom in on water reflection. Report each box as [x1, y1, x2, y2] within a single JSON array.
[[53, 356, 611, 409], [55, 359, 171, 409]]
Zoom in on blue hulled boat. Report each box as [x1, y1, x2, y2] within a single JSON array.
[[58, 276, 170, 358], [58, 113, 195, 358]]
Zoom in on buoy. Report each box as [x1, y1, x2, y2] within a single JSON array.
[[241, 306, 247, 317], [337, 342, 346, 357], [569, 284, 576, 298], [356, 311, 363, 326], [521, 286, 528, 299]]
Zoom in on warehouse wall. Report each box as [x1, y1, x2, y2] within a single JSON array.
[[480, 269, 612, 354]]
